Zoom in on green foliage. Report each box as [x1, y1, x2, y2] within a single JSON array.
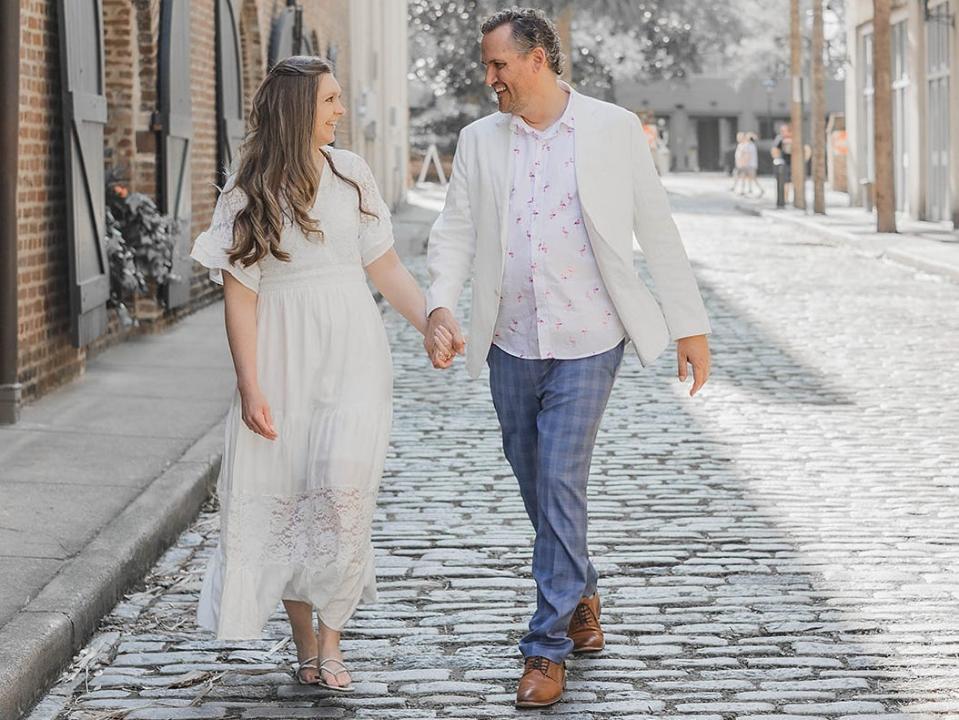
[[408, 0, 750, 145], [104, 174, 179, 321], [724, 0, 847, 84]]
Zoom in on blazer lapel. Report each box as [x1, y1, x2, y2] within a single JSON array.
[[571, 90, 626, 261], [489, 114, 514, 253]]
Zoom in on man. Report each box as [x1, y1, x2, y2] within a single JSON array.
[[424, 8, 711, 708], [772, 123, 793, 202]]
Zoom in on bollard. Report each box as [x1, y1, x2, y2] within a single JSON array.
[[860, 179, 874, 213], [775, 162, 786, 208]]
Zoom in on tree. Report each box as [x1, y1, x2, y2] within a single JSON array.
[[790, 0, 806, 210], [408, 0, 749, 145], [566, 0, 747, 97], [556, 4, 572, 82], [872, 0, 897, 232], [812, 0, 826, 214], [723, 0, 847, 84]]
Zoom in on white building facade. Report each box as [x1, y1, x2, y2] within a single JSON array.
[[845, 0, 958, 224], [616, 75, 844, 174]]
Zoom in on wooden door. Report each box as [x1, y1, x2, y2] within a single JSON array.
[[57, 0, 109, 347], [160, 0, 193, 308], [216, 0, 245, 183]]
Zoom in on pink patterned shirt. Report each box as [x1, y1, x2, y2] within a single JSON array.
[[492, 95, 626, 360]]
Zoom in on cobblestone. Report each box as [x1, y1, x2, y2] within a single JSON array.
[[30, 185, 959, 718]]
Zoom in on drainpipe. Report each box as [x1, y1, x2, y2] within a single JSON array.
[[0, 0, 21, 424]]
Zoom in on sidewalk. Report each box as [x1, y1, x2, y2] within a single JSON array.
[[732, 175, 959, 282], [0, 187, 442, 720]]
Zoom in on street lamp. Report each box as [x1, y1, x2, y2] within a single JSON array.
[[762, 78, 777, 138]]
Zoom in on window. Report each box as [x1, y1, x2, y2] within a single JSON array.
[[926, 2, 951, 221], [891, 20, 909, 212], [860, 31, 875, 183]]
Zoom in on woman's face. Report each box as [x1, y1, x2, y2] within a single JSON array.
[[312, 72, 346, 148]]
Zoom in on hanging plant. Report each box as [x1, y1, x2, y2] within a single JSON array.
[[103, 170, 180, 324]]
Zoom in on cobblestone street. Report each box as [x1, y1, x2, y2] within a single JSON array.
[[30, 179, 959, 720]]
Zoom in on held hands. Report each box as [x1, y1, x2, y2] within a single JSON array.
[[424, 307, 466, 369], [239, 384, 278, 440], [677, 334, 711, 397]]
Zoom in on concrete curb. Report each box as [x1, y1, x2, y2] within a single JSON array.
[[736, 203, 959, 282], [884, 244, 959, 283], [0, 418, 226, 720], [735, 202, 882, 253]]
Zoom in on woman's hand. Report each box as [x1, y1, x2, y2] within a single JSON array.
[[424, 307, 466, 369], [430, 324, 456, 366], [239, 384, 278, 440]]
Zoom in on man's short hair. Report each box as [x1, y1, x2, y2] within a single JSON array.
[[480, 7, 565, 76]]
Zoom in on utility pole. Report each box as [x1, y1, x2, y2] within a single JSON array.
[[557, 4, 573, 83], [812, 0, 826, 214], [872, 0, 897, 232], [790, 0, 806, 209]]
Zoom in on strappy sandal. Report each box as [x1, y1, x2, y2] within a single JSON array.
[[292, 655, 320, 685], [316, 657, 355, 693]]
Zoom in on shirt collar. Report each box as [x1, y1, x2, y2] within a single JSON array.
[[509, 89, 575, 139]]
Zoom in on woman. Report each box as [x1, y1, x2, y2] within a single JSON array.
[[730, 131, 748, 194], [744, 132, 763, 197], [189, 56, 453, 691]]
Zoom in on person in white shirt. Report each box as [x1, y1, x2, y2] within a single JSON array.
[[423, 8, 712, 708], [731, 131, 749, 194], [744, 131, 764, 197]]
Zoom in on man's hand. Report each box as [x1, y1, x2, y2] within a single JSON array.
[[677, 334, 710, 397], [425, 307, 466, 369]]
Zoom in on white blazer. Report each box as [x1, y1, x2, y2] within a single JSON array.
[[426, 84, 711, 379]]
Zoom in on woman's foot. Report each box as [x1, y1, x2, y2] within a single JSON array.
[[283, 600, 321, 684], [317, 624, 352, 689], [291, 627, 320, 684]]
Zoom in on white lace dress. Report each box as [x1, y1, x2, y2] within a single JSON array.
[[189, 149, 394, 639]]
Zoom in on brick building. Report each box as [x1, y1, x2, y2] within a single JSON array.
[[0, 0, 410, 424]]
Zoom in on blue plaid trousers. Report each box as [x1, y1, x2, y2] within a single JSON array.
[[487, 340, 625, 662]]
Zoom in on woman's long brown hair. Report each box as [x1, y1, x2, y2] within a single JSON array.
[[226, 55, 375, 268]]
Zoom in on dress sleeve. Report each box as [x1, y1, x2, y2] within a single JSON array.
[[189, 181, 261, 293], [354, 157, 395, 267]]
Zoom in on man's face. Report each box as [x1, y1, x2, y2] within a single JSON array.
[[481, 24, 538, 115]]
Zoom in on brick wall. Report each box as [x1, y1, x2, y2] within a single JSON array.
[[302, 1, 353, 150], [188, 0, 219, 305], [102, 0, 136, 179], [240, 0, 266, 122], [133, 0, 160, 197], [14, 0, 364, 405], [17, 0, 74, 401]]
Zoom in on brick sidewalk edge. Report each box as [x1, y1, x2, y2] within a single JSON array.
[[0, 419, 226, 720]]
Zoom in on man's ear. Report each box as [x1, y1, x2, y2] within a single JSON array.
[[529, 46, 547, 73]]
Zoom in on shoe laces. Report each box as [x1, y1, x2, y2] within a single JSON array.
[[573, 602, 596, 628], [524, 656, 552, 676]]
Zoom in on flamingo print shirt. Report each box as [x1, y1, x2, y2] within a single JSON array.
[[492, 95, 626, 360]]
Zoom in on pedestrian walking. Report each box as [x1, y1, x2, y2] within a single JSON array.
[[189, 56, 453, 692], [772, 123, 794, 202], [423, 7, 711, 708], [743, 132, 764, 197], [731, 131, 749, 194]]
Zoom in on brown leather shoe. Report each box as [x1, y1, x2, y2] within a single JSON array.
[[515, 656, 565, 708], [567, 592, 605, 653]]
